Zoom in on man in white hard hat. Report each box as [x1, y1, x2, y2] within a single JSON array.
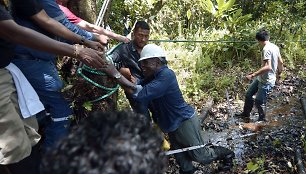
[[103, 44, 235, 174]]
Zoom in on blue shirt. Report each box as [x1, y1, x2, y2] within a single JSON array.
[[11, 0, 55, 61], [39, 0, 93, 42], [133, 65, 195, 133]]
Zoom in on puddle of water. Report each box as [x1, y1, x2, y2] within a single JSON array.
[[202, 94, 304, 166]]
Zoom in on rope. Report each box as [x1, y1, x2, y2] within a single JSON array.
[[76, 43, 123, 103], [73, 1, 121, 103], [77, 65, 119, 102], [149, 39, 306, 43], [95, 0, 112, 27]]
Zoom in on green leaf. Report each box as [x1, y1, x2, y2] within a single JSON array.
[[216, 0, 225, 10], [82, 101, 93, 111], [201, 0, 216, 15], [246, 161, 259, 172], [187, 9, 192, 20], [223, 0, 236, 11]]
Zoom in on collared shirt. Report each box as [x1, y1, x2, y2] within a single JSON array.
[[111, 42, 143, 79], [133, 65, 195, 133]]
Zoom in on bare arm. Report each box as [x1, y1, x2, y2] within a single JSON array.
[[100, 64, 136, 90], [77, 20, 129, 43], [0, 19, 105, 68], [31, 10, 103, 51], [246, 59, 272, 80]]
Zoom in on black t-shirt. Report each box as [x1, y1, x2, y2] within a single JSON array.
[[0, 0, 42, 68], [0, 4, 14, 68], [11, 0, 42, 19], [111, 42, 144, 79]]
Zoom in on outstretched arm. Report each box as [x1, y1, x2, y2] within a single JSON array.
[[78, 20, 129, 43], [246, 59, 272, 81], [0, 19, 105, 69], [100, 64, 137, 90], [31, 10, 103, 51]]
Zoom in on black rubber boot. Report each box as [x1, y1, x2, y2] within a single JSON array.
[[213, 146, 235, 165], [255, 102, 267, 122], [235, 99, 253, 118], [257, 106, 266, 122], [6, 144, 41, 174]]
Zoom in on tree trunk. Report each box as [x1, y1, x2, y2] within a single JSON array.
[[67, 0, 97, 23], [62, 0, 118, 122]]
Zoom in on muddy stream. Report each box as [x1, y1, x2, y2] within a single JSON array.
[[166, 76, 306, 174]]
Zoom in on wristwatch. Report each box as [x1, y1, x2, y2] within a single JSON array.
[[114, 73, 122, 79]]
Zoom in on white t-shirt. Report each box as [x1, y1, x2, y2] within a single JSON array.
[[258, 42, 280, 85]]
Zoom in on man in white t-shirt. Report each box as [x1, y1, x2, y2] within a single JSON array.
[[236, 30, 283, 122]]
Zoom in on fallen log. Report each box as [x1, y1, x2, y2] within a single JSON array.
[[295, 148, 306, 174], [300, 97, 306, 118], [198, 97, 214, 124]]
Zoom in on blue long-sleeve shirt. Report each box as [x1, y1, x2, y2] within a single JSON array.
[[133, 65, 195, 133], [40, 0, 94, 42]]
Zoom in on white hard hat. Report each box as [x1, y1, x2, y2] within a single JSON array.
[[139, 44, 166, 61]]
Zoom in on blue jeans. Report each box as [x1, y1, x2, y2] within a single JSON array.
[[245, 78, 273, 117], [12, 58, 73, 151]]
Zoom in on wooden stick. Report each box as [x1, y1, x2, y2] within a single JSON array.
[[295, 148, 306, 174]]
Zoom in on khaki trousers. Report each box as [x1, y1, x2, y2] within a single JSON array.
[[0, 69, 40, 164]]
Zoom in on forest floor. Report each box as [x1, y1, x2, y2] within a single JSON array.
[[166, 67, 306, 174]]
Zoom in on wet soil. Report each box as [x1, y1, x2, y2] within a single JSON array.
[[166, 72, 306, 174]]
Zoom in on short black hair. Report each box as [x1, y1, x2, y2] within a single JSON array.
[[255, 29, 270, 41], [134, 20, 150, 32], [41, 111, 166, 174]]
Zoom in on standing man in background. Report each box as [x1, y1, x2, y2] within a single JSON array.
[[236, 30, 283, 122]]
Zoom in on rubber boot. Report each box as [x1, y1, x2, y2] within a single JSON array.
[[212, 146, 235, 166], [235, 100, 253, 118], [257, 104, 266, 122], [6, 144, 41, 174]]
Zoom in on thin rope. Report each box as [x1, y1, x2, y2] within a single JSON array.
[[149, 39, 306, 43], [95, 0, 111, 27]]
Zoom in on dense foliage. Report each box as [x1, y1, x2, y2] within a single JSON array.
[[100, 0, 305, 105]]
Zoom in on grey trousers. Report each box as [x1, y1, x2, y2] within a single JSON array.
[[168, 115, 217, 172]]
